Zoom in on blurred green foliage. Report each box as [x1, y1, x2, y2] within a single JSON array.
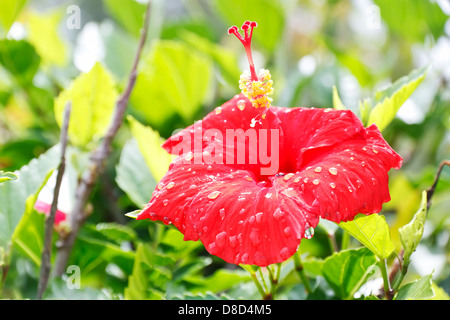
[[0, 0, 449, 300]]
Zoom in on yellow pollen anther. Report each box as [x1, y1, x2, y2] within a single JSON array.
[[239, 69, 274, 109]]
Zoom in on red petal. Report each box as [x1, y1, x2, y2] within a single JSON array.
[[138, 155, 319, 266]]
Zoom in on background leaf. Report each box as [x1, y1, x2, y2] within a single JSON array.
[[128, 116, 172, 182], [0, 0, 27, 36], [395, 273, 435, 300], [339, 214, 395, 259], [54, 63, 118, 148], [367, 66, 428, 131], [130, 40, 213, 130], [116, 137, 156, 207], [322, 247, 377, 299]]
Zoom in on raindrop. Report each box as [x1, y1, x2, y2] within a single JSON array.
[[250, 228, 260, 246], [203, 226, 208, 233], [330, 182, 336, 189], [215, 231, 227, 247], [215, 107, 222, 115], [350, 157, 355, 161], [208, 191, 221, 200], [304, 226, 314, 239], [283, 173, 295, 181], [328, 167, 338, 175], [348, 186, 353, 193], [372, 147, 379, 154], [303, 178, 309, 183], [293, 177, 301, 183], [229, 235, 238, 248], [314, 166, 322, 173], [237, 99, 246, 111], [265, 192, 273, 199], [163, 199, 169, 206], [280, 247, 291, 260], [273, 208, 285, 219], [219, 208, 226, 219], [313, 179, 320, 185], [184, 153, 194, 161], [166, 182, 175, 189], [283, 226, 291, 237], [256, 212, 263, 224]]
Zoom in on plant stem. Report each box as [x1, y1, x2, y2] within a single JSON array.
[[37, 103, 71, 299], [379, 258, 394, 300], [293, 251, 312, 294], [54, 2, 152, 277], [426, 160, 450, 210], [250, 271, 267, 299]]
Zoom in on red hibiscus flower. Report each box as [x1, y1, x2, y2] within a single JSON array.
[[137, 21, 402, 266]]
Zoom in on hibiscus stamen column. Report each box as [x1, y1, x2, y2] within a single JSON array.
[[228, 21, 274, 113]]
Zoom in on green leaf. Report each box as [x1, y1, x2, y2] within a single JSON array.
[[395, 273, 435, 300], [0, 0, 27, 36], [0, 146, 59, 255], [374, 0, 448, 42], [0, 39, 40, 86], [102, 0, 146, 37], [322, 247, 377, 299], [179, 31, 241, 86], [332, 86, 346, 110], [0, 171, 17, 183], [211, 0, 285, 53], [116, 138, 156, 207], [11, 168, 53, 266], [399, 190, 427, 266], [367, 66, 428, 131], [130, 40, 213, 128], [124, 242, 172, 300], [93, 222, 137, 244], [27, 10, 68, 66], [54, 63, 118, 148], [128, 116, 172, 182], [339, 214, 395, 259]]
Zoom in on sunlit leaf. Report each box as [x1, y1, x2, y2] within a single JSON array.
[[322, 247, 377, 299], [367, 66, 428, 131], [0, 0, 27, 36], [27, 10, 67, 66], [54, 63, 118, 148], [102, 0, 146, 37], [395, 273, 435, 300], [399, 190, 427, 265], [116, 137, 156, 207], [130, 40, 213, 129], [332, 86, 346, 110], [339, 214, 395, 259], [374, 0, 447, 41], [128, 116, 171, 182], [0, 171, 17, 183]]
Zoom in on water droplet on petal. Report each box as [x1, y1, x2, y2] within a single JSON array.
[[283, 227, 291, 237], [250, 228, 260, 246], [241, 253, 249, 263], [348, 186, 353, 193], [255, 212, 263, 224], [372, 178, 377, 185], [273, 208, 284, 219], [184, 153, 194, 161], [280, 247, 291, 260], [284, 173, 295, 181], [265, 192, 273, 199], [219, 208, 226, 219], [203, 226, 208, 233], [166, 182, 175, 189], [237, 99, 246, 111], [163, 199, 169, 206], [215, 107, 222, 115], [304, 226, 314, 239], [330, 182, 336, 189], [314, 167, 322, 173], [215, 231, 227, 247], [293, 177, 301, 183], [328, 167, 338, 175], [208, 191, 221, 200], [229, 235, 238, 248], [313, 179, 320, 185], [372, 147, 379, 154], [350, 157, 355, 161], [303, 178, 309, 183]]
